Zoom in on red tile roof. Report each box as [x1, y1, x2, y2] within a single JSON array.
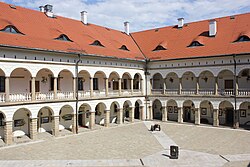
[[0, 2, 249, 61], [131, 13, 250, 60]]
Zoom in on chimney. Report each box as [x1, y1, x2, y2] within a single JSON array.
[[178, 18, 184, 28], [39, 6, 44, 12], [209, 19, 217, 37], [81, 11, 88, 25], [124, 21, 129, 35], [44, 4, 53, 17]]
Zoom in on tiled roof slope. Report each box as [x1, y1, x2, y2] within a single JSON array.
[[0, 2, 145, 60], [131, 13, 250, 60]]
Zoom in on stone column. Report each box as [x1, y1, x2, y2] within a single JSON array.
[[5, 77, 10, 102], [104, 110, 110, 127], [214, 77, 218, 95], [196, 77, 199, 95], [163, 79, 166, 94], [89, 111, 95, 129], [29, 118, 37, 140], [130, 79, 133, 95], [235, 76, 239, 96], [162, 106, 168, 122], [178, 78, 182, 95], [73, 77, 76, 99], [140, 79, 144, 95], [105, 78, 109, 97], [150, 79, 153, 95], [52, 116, 59, 137], [72, 114, 76, 134], [195, 108, 200, 125], [140, 106, 145, 120], [4, 121, 12, 145], [129, 107, 135, 123], [118, 78, 122, 96], [90, 77, 93, 97], [178, 107, 183, 123], [31, 77, 36, 101], [54, 77, 58, 99], [117, 108, 123, 124], [213, 109, 219, 127], [148, 105, 153, 120]]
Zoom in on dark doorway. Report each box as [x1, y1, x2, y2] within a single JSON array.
[[226, 108, 234, 126], [135, 102, 140, 119], [183, 106, 191, 122]]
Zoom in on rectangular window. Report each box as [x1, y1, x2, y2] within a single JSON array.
[[0, 76, 5, 92], [78, 78, 84, 91], [50, 77, 60, 91], [93, 78, 98, 90]]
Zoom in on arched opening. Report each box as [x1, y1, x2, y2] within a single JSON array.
[[182, 71, 196, 94], [59, 105, 74, 134], [109, 72, 120, 95], [110, 102, 119, 124], [12, 108, 32, 141], [167, 100, 178, 122], [219, 101, 234, 126], [152, 73, 164, 90], [152, 99, 162, 120], [95, 103, 106, 126], [239, 102, 250, 129], [183, 100, 195, 123], [217, 70, 234, 95], [133, 73, 141, 90], [78, 103, 91, 128], [0, 69, 6, 102], [10, 68, 32, 102], [198, 71, 215, 95], [93, 71, 106, 96], [37, 107, 54, 135], [0, 112, 5, 142], [238, 69, 250, 95], [121, 72, 132, 94], [78, 70, 91, 97], [134, 101, 140, 120], [57, 69, 74, 99], [165, 72, 179, 94], [36, 68, 54, 100], [200, 100, 213, 125], [123, 101, 132, 122]]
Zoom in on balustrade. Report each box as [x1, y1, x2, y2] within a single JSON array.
[[35, 92, 54, 100], [9, 93, 31, 102], [0, 93, 5, 102]]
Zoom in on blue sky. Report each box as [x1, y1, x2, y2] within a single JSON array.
[[1, 0, 250, 32]]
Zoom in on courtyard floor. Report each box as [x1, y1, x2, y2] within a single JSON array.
[[0, 121, 249, 167]]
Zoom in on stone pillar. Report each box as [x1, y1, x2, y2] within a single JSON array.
[[129, 107, 135, 123], [150, 79, 153, 95], [214, 77, 218, 95], [213, 109, 219, 127], [89, 111, 95, 129], [163, 79, 166, 94], [73, 77, 76, 99], [235, 76, 239, 96], [140, 106, 145, 120], [5, 77, 10, 102], [117, 108, 123, 124], [29, 118, 37, 140], [105, 78, 109, 97], [195, 108, 200, 125], [72, 114, 76, 134], [178, 107, 183, 123], [104, 110, 110, 127], [140, 79, 144, 95], [130, 79, 133, 95], [90, 77, 93, 97], [118, 78, 122, 96], [148, 105, 153, 120], [4, 121, 12, 145], [196, 77, 199, 95], [31, 77, 36, 101], [52, 116, 59, 137], [162, 106, 168, 122], [54, 77, 58, 99], [178, 78, 182, 95]]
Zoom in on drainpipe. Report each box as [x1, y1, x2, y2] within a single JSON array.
[[233, 54, 239, 128], [145, 58, 149, 121], [75, 54, 81, 134]]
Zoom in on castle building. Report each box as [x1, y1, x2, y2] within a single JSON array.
[[0, 2, 249, 145]]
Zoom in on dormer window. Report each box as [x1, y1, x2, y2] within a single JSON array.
[[90, 40, 104, 47], [235, 35, 250, 42], [55, 34, 72, 42], [0, 25, 22, 34], [119, 45, 129, 51], [188, 41, 204, 47], [152, 45, 167, 51]]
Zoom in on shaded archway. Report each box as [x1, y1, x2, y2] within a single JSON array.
[[123, 100, 132, 122], [167, 100, 178, 121], [198, 70, 215, 95], [239, 102, 250, 129], [121, 72, 132, 93], [217, 70, 234, 95], [152, 99, 162, 120], [78, 70, 91, 97], [108, 72, 120, 95], [13, 108, 31, 138], [182, 71, 196, 94], [200, 100, 213, 124], [0, 112, 5, 141], [78, 103, 91, 128], [133, 73, 142, 90], [93, 71, 106, 96], [110, 101, 119, 124], [57, 69, 74, 99], [0, 69, 6, 102], [165, 72, 179, 94], [37, 107, 54, 134], [238, 69, 250, 95], [95, 103, 106, 125], [183, 100, 195, 123], [219, 101, 234, 126], [152, 73, 164, 90], [59, 105, 74, 132]]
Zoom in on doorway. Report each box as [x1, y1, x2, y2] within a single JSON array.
[[183, 106, 191, 122]]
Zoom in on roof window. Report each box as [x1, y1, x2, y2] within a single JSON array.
[[119, 45, 129, 51], [152, 45, 167, 51], [90, 40, 104, 47], [235, 35, 250, 42], [55, 34, 72, 42], [188, 41, 204, 47], [0, 25, 22, 34]]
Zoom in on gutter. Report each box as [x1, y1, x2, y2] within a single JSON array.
[[75, 54, 81, 134]]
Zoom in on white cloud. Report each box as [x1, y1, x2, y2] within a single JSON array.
[[1, 0, 250, 32]]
